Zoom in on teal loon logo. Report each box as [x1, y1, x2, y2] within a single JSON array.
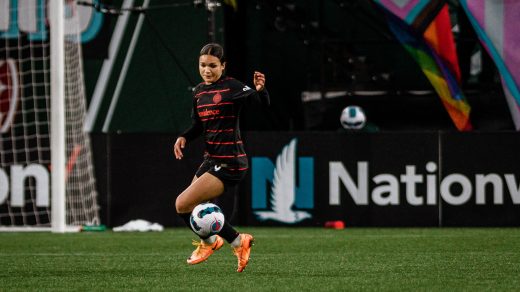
[[251, 138, 314, 224]]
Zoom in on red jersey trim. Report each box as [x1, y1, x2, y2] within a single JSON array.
[[228, 167, 249, 171], [197, 102, 233, 109], [200, 116, 236, 121], [206, 129, 234, 133], [195, 88, 230, 97], [208, 154, 247, 158], [206, 141, 243, 145]]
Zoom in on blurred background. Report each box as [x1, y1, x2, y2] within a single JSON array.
[[82, 0, 513, 134], [2, 0, 519, 229]]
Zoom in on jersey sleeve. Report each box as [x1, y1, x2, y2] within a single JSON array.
[[179, 97, 203, 142], [229, 78, 256, 100], [254, 88, 270, 106], [229, 78, 270, 106]]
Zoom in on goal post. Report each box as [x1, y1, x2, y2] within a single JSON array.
[[0, 1, 100, 232], [50, 0, 66, 233]]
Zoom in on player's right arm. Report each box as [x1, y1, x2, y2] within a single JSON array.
[[174, 137, 186, 160], [174, 97, 202, 160]]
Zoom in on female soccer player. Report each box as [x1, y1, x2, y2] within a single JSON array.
[[173, 43, 269, 272]]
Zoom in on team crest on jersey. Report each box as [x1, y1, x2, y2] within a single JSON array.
[[213, 93, 222, 104], [0, 59, 19, 133]]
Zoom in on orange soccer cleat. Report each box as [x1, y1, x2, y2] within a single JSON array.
[[232, 233, 255, 272], [186, 235, 224, 265]]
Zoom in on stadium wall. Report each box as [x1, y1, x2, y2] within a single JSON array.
[[91, 132, 520, 228]]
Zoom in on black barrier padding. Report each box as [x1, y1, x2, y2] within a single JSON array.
[[241, 132, 439, 227], [91, 132, 520, 227], [107, 134, 205, 227], [440, 132, 520, 226]]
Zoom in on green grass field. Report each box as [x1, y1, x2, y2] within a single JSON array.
[[1, 228, 519, 291]]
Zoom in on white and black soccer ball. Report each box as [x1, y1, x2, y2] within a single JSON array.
[[190, 203, 225, 238], [340, 105, 366, 130]]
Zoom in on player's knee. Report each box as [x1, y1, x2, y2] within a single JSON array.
[[175, 196, 190, 214]]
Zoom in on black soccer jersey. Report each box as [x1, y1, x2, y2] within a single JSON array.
[[180, 76, 270, 171]]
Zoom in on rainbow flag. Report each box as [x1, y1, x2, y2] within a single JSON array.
[[423, 5, 461, 83], [460, 0, 520, 130], [373, 0, 444, 32], [376, 2, 473, 131]]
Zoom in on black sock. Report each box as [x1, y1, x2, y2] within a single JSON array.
[[178, 212, 205, 238], [213, 185, 238, 222], [218, 222, 240, 243], [178, 212, 191, 228], [179, 211, 238, 242]]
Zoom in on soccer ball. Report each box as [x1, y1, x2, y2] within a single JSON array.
[[190, 203, 225, 238], [340, 105, 366, 130]]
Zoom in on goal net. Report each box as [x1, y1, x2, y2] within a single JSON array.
[[0, 1, 100, 230]]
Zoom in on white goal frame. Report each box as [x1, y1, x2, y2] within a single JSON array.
[[50, 0, 67, 233], [0, 0, 98, 233]]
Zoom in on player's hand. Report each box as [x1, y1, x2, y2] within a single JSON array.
[[253, 71, 266, 91], [174, 137, 186, 160]]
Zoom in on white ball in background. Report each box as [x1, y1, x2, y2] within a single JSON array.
[[340, 105, 366, 130]]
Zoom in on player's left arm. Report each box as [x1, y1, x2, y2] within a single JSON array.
[[230, 73, 270, 106], [253, 71, 265, 91], [253, 71, 270, 106]]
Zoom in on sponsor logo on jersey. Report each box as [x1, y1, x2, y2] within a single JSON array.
[[242, 86, 252, 91], [199, 109, 220, 117], [212, 93, 222, 104]]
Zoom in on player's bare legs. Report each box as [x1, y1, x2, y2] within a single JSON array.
[[175, 172, 224, 214], [175, 173, 254, 271], [176, 173, 226, 264]]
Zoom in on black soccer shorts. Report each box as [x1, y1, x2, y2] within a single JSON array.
[[195, 158, 247, 187]]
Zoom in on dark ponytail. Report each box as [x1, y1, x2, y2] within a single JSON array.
[[199, 43, 225, 63]]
